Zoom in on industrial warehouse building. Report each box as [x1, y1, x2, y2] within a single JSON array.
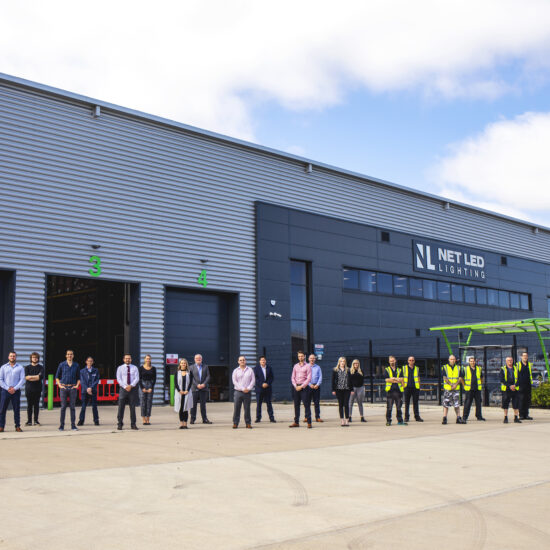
[[1, 72, 550, 403]]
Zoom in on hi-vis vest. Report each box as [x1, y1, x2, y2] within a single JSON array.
[[463, 366, 482, 391], [443, 364, 460, 391], [501, 365, 520, 391], [385, 366, 403, 393], [515, 361, 533, 385], [402, 365, 420, 389]]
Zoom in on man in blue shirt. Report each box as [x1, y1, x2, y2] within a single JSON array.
[[0, 351, 26, 432], [55, 350, 81, 431], [308, 354, 324, 422], [78, 356, 100, 426]]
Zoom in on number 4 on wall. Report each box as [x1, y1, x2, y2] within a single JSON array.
[[197, 269, 208, 288]]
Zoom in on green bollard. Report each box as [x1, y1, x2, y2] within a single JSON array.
[[170, 374, 175, 406], [48, 374, 54, 410]]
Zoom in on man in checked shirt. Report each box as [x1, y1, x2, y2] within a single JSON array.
[[289, 350, 313, 428]]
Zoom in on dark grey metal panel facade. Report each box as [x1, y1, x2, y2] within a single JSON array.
[[256, 203, 550, 399], [1, 74, 549, 400]]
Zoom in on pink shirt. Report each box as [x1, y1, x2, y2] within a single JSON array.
[[232, 366, 255, 391], [291, 362, 312, 388]]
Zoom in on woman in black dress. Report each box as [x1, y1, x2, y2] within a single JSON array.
[[332, 356, 352, 426]]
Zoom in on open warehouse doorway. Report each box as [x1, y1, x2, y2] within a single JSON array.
[[45, 276, 139, 378]]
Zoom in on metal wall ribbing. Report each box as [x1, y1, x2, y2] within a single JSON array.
[[1, 76, 550, 383]]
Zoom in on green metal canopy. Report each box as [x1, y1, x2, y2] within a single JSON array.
[[429, 318, 550, 376]]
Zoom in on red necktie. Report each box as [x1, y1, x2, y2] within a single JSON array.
[[127, 365, 131, 385]]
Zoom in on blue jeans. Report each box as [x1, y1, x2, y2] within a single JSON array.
[[0, 389, 21, 428], [59, 387, 78, 428]]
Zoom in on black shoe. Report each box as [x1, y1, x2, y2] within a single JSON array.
[[503, 417, 509, 424], [456, 417, 464, 424], [71, 426, 78, 431], [386, 421, 392, 426], [442, 417, 447, 425], [255, 419, 261, 423], [34, 421, 41, 426], [77, 420, 84, 426], [360, 417, 366, 423], [514, 416, 522, 423], [25, 422, 32, 426], [94, 421, 100, 426], [58, 426, 64, 431], [131, 424, 139, 430], [415, 417, 424, 422], [270, 418, 276, 423], [398, 421, 408, 426], [203, 419, 213, 424], [524, 415, 533, 420], [477, 417, 486, 421], [404, 417, 410, 423], [117, 424, 123, 430], [190, 419, 195, 425], [348, 418, 352, 423]]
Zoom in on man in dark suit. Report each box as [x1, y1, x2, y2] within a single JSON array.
[[254, 356, 275, 423], [190, 354, 212, 424], [78, 356, 100, 426]]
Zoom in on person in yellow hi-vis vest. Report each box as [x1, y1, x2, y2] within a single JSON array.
[[385, 356, 407, 426], [442, 355, 465, 424], [516, 352, 534, 420], [402, 356, 424, 422], [501, 356, 521, 424], [461, 356, 486, 423]]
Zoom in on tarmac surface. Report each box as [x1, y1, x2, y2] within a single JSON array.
[[1, 401, 550, 550]]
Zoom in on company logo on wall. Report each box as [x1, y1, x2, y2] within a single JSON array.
[[413, 239, 487, 282]]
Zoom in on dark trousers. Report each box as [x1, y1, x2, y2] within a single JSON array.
[[255, 387, 274, 421], [141, 390, 154, 417], [59, 387, 77, 428], [404, 387, 420, 420], [335, 389, 351, 419], [79, 391, 99, 423], [293, 386, 311, 424], [26, 390, 41, 423], [502, 389, 520, 410], [117, 387, 138, 426], [191, 389, 208, 421], [519, 386, 531, 418], [0, 389, 21, 428], [178, 398, 189, 422], [310, 386, 321, 419], [386, 390, 403, 422], [233, 390, 252, 426], [463, 390, 482, 420]]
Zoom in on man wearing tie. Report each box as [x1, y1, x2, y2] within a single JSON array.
[[0, 351, 26, 432], [254, 355, 275, 423], [78, 356, 100, 426], [116, 354, 140, 430], [190, 354, 212, 424]]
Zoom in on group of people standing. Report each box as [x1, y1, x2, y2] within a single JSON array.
[[385, 352, 535, 425]]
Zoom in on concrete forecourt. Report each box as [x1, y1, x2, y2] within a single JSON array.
[[1, 402, 550, 550]]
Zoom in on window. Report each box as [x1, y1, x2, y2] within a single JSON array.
[[476, 288, 487, 305], [501, 256, 508, 266], [381, 231, 390, 242], [290, 261, 310, 357], [377, 273, 393, 294], [393, 275, 408, 296], [510, 292, 520, 309], [520, 294, 530, 310], [360, 271, 376, 292], [437, 281, 450, 301], [423, 280, 436, 300], [451, 284, 463, 302], [498, 290, 510, 309], [343, 268, 358, 290], [464, 286, 476, 304], [409, 278, 423, 298], [488, 289, 499, 307]]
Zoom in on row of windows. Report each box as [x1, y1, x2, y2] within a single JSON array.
[[343, 268, 531, 310]]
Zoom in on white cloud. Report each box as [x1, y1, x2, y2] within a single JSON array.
[[1, 0, 550, 139], [432, 111, 550, 226]]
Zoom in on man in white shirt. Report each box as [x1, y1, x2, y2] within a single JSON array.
[[232, 356, 255, 429], [116, 354, 140, 430], [0, 351, 26, 432]]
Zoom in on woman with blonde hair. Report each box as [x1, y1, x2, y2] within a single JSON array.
[[174, 358, 194, 429], [348, 359, 366, 423], [331, 356, 352, 426]]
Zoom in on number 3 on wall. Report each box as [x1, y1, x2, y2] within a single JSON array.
[[89, 255, 102, 277]]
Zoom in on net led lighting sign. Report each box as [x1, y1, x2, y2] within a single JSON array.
[[413, 239, 487, 282]]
